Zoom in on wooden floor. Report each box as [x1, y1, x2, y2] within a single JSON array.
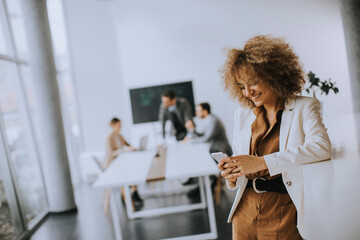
[[29, 180, 235, 240]]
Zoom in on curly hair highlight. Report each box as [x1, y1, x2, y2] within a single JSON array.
[[220, 35, 305, 108]]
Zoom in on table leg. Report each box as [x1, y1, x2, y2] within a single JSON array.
[[110, 176, 217, 240], [159, 175, 218, 240], [126, 178, 206, 219], [110, 189, 123, 240], [203, 175, 218, 239], [198, 176, 206, 206], [123, 185, 135, 219]]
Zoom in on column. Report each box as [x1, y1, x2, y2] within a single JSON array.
[[340, 0, 360, 142], [20, 0, 76, 212], [340, 0, 360, 113]]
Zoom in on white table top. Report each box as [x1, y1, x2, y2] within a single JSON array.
[[93, 143, 219, 188]]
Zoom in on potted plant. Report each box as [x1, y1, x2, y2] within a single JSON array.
[[305, 71, 339, 98]]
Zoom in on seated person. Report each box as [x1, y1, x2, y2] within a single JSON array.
[[183, 103, 233, 157], [182, 103, 233, 190], [104, 117, 143, 206], [158, 89, 193, 141], [105, 117, 136, 167]]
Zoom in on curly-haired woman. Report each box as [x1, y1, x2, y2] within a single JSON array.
[[218, 35, 331, 239]]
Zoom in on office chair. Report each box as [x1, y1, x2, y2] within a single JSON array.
[[92, 156, 106, 172]]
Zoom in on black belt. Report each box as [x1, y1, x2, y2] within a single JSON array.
[[246, 176, 288, 194]]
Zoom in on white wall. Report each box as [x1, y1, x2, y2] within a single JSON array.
[[63, 0, 129, 151], [65, 0, 351, 151], [112, 0, 352, 146]]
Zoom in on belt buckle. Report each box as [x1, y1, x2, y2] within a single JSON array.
[[252, 177, 267, 194]]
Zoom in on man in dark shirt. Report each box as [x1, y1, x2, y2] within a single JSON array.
[[158, 90, 193, 141]]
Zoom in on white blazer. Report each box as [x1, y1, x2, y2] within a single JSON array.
[[227, 96, 331, 239]]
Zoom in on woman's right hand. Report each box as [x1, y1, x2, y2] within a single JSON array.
[[217, 157, 242, 184]]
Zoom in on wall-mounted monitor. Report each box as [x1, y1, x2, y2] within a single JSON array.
[[129, 81, 195, 124]]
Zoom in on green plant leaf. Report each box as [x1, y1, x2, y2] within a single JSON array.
[[305, 71, 339, 96]]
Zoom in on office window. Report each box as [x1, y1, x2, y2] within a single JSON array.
[[0, 0, 83, 235], [0, 162, 23, 239], [0, 10, 10, 55], [0, 60, 48, 226], [6, 0, 28, 60]]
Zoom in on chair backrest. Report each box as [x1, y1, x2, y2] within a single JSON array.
[[92, 156, 106, 172], [138, 135, 149, 151]]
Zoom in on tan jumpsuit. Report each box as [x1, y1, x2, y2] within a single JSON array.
[[232, 102, 302, 240]]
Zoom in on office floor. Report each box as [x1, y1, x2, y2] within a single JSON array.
[[30, 179, 235, 240]]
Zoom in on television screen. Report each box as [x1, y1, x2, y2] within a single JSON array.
[[129, 81, 195, 124]]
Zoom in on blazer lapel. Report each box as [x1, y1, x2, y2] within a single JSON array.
[[280, 97, 296, 151], [245, 111, 256, 154]]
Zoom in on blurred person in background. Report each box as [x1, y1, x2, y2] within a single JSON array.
[[183, 102, 233, 158], [103, 117, 143, 213], [104, 117, 136, 167], [159, 90, 193, 141], [182, 102, 232, 189]]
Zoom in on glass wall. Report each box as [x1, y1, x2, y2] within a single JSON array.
[[0, 0, 48, 234], [0, 0, 83, 237], [0, 136, 23, 240], [0, 61, 48, 226], [5, 0, 83, 188], [0, 175, 18, 239]]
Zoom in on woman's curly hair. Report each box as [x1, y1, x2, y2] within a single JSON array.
[[220, 35, 305, 108]]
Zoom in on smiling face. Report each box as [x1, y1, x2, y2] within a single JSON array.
[[237, 80, 278, 108]]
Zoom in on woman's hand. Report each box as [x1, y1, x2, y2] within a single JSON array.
[[220, 155, 268, 176], [181, 137, 189, 145], [127, 146, 137, 152], [217, 157, 241, 184]]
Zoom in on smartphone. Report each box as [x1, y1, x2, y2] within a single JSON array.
[[210, 152, 229, 163]]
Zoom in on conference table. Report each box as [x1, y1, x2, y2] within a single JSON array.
[[93, 143, 220, 240]]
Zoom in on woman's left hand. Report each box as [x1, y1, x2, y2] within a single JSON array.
[[220, 155, 268, 175]]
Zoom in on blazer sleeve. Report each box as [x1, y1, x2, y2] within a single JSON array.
[[264, 97, 332, 176], [226, 108, 242, 190], [182, 99, 193, 123], [159, 104, 167, 139], [120, 135, 131, 147]]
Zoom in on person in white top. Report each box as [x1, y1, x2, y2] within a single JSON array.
[[183, 102, 233, 157], [218, 35, 331, 240]]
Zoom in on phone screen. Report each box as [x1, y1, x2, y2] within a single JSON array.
[[211, 152, 229, 163]]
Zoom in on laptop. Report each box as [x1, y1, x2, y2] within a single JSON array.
[[138, 135, 149, 151]]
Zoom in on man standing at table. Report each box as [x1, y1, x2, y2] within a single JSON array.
[[184, 102, 233, 157], [159, 89, 193, 141]]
